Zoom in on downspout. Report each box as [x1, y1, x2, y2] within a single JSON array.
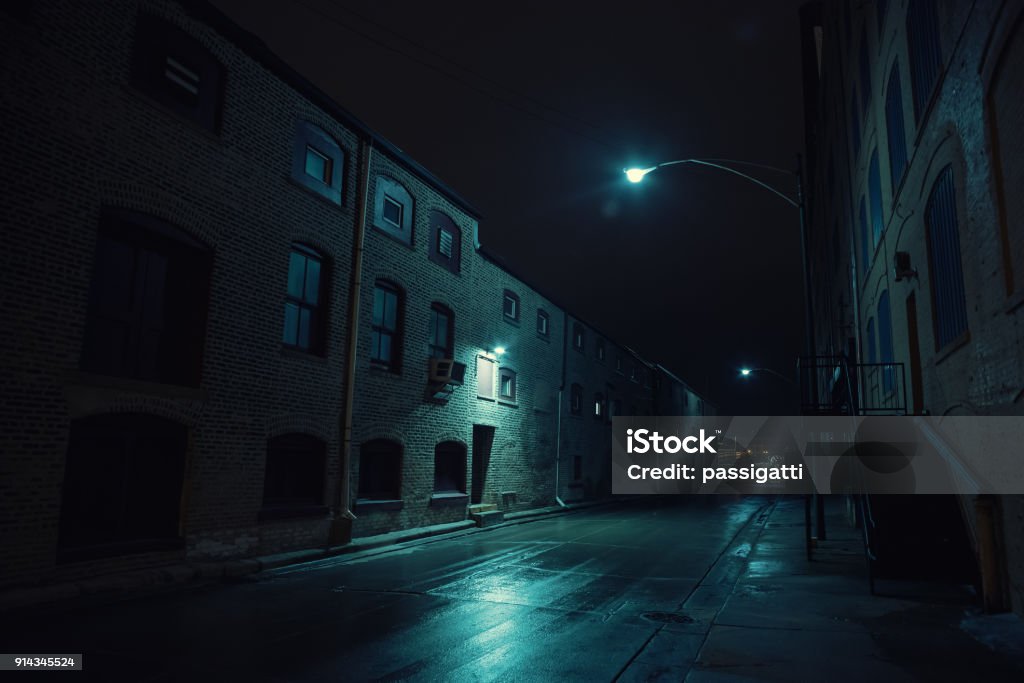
[[554, 310, 569, 508], [329, 137, 373, 546]]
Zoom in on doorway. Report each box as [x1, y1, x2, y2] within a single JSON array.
[[471, 424, 495, 504]]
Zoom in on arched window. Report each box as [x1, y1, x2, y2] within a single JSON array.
[[428, 210, 461, 273], [58, 413, 187, 560], [373, 177, 414, 244], [82, 209, 213, 387], [371, 280, 403, 372], [925, 166, 968, 349], [260, 433, 327, 519], [906, 0, 943, 121], [885, 62, 908, 194], [434, 441, 466, 494], [292, 121, 345, 204], [358, 439, 402, 502]]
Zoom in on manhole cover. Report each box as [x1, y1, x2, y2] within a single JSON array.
[[641, 612, 694, 624]]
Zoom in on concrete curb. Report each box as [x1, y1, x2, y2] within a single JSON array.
[[0, 497, 625, 614]]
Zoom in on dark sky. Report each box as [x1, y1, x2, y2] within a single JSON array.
[[212, 0, 810, 414]]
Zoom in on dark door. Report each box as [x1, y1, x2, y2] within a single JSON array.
[[905, 292, 924, 414], [471, 425, 495, 504]]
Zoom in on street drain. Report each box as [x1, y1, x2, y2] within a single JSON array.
[[641, 611, 694, 624]]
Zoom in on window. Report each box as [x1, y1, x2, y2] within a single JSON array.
[[925, 166, 968, 349], [130, 13, 225, 131], [82, 209, 212, 387], [878, 290, 896, 392], [58, 413, 187, 561], [572, 323, 584, 352], [594, 393, 605, 420], [570, 383, 583, 415], [537, 309, 550, 337], [858, 29, 871, 114], [866, 318, 877, 363], [292, 122, 344, 204], [499, 367, 517, 402], [868, 149, 883, 249], [260, 434, 327, 519], [502, 290, 520, 322], [859, 197, 870, 271], [428, 210, 461, 273], [596, 338, 606, 362], [428, 304, 453, 359], [282, 244, 326, 353], [434, 442, 466, 494], [357, 439, 402, 502], [373, 177, 414, 244], [371, 281, 402, 371], [850, 92, 862, 159], [616, 355, 623, 373], [477, 355, 496, 399], [885, 63, 908, 194], [907, 0, 942, 121]]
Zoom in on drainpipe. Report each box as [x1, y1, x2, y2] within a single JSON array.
[[328, 138, 373, 546], [554, 310, 569, 508]]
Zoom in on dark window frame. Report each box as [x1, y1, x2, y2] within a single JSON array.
[[282, 243, 328, 354], [130, 12, 225, 132], [357, 439, 403, 503], [925, 166, 969, 351], [291, 121, 345, 205], [81, 209, 212, 388], [428, 209, 462, 273], [570, 383, 583, 415], [572, 323, 585, 352], [428, 303, 454, 360], [433, 441, 467, 494], [498, 367, 517, 402], [370, 280, 403, 372], [372, 177, 414, 245], [502, 290, 520, 322], [260, 433, 328, 520], [537, 309, 550, 338]]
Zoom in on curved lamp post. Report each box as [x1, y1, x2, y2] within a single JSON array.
[[624, 157, 815, 363]]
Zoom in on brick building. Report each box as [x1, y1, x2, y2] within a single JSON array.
[[799, 0, 1024, 614], [0, 0, 712, 591]]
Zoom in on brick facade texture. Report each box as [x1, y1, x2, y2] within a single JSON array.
[[805, 0, 1024, 615], [0, 0, 711, 588]]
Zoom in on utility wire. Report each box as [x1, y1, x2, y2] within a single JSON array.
[[291, 0, 626, 153]]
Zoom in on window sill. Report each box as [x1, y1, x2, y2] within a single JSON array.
[[497, 398, 518, 408], [258, 505, 329, 522], [369, 364, 401, 378], [64, 370, 206, 401], [503, 317, 521, 327], [355, 498, 404, 512], [430, 492, 469, 508]]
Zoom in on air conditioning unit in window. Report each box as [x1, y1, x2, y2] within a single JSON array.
[[429, 358, 466, 386]]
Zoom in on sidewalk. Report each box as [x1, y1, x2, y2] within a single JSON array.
[[688, 497, 1024, 682], [0, 498, 613, 615]]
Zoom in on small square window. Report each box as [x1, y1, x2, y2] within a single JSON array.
[[498, 368, 516, 402], [382, 195, 403, 228], [503, 291, 520, 321], [537, 310, 549, 337], [304, 145, 332, 184]]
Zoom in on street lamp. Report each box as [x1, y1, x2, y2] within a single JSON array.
[[623, 157, 815, 362], [738, 367, 795, 386]]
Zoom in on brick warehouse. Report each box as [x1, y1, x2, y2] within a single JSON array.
[[0, 0, 713, 591], [799, 0, 1024, 615]]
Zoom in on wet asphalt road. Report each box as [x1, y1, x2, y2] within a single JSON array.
[[2, 497, 773, 681]]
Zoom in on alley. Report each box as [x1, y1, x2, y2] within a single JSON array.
[[3, 496, 1020, 681]]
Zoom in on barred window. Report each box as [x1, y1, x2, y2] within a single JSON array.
[[925, 166, 968, 349]]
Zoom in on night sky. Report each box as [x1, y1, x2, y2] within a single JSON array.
[[211, 0, 810, 414]]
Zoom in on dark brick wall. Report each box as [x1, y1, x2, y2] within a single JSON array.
[[0, 0, 712, 588], [805, 0, 1024, 614]]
